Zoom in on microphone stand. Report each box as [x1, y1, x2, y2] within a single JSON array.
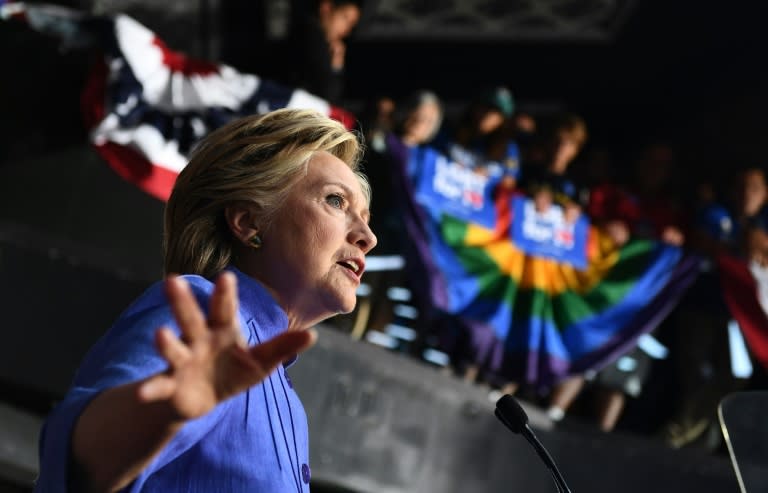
[[521, 422, 570, 493], [495, 407, 572, 493]]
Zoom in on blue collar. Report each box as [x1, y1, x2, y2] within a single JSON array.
[[225, 267, 299, 369], [226, 266, 289, 341]]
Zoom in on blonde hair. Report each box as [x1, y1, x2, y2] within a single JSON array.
[[164, 108, 368, 278]]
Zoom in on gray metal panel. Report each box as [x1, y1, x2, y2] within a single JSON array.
[[0, 404, 40, 489], [292, 324, 552, 492], [292, 325, 748, 493]]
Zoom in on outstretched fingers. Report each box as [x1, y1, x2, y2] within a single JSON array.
[[140, 273, 317, 410], [165, 276, 207, 342], [137, 327, 188, 403], [246, 329, 318, 379], [155, 327, 191, 368], [208, 271, 239, 334]]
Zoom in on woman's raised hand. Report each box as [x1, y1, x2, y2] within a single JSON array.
[[137, 272, 316, 420]]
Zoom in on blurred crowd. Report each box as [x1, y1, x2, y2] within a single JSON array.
[[271, 0, 768, 454], [350, 84, 768, 451]]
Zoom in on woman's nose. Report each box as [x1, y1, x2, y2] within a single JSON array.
[[351, 221, 377, 254]]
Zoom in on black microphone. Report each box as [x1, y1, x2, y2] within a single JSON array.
[[495, 394, 572, 493]]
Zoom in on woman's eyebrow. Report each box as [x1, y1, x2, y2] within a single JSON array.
[[325, 181, 370, 222], [325, 182, 358, 202], [325, 181, 352, 193]]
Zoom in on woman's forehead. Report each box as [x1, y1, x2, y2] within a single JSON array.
[[304, 152, 364, 194]]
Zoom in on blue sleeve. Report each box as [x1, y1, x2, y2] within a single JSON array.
[[33, 276, 232, 492]]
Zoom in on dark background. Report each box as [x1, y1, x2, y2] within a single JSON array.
[[242, 0, 768, 185], [3, 0, 768, 184]]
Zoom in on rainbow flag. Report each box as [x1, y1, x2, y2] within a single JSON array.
[[392, 136, 701, 389]]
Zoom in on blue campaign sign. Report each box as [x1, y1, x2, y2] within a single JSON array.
[[410, 146, 499, 228], [510, 196, 589, 269], [446, 142, 521, 182]]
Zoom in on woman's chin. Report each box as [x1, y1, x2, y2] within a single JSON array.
[[336, 297, 357, 315], [334, 289, 361, 315], [311, 293, 358, 322]]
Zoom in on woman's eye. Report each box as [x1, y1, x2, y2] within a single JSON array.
[[326, 194, 345, 209]]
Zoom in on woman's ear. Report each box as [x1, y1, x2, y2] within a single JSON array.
[[224, 204, 260, 247]]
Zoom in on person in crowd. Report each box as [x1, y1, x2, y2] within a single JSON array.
[[358, 94, 396, 153], [523, 112, 587, 176], [363, 90, 444, 248], [391, 90, 444, 150], [583, 141, 690, 250], [518, 112, 588, 421], [283, 0, 364, 105], [691, 167, 768, 258], [438, 86, 517, 166], [512, 111, 590, 272], [625, 143, 688, 245], [578, 148, 634, 247], [399, 88, 521, 386], [452, 87, 512, 145], [517, 111, 589, 218], [660, 166, 767, 449], [548, 147, 665, 432], [515, 113, 639, 430], [347, 90, 444, 334], [33, 108, 377, 492]]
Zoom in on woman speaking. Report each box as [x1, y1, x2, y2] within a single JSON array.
[[34, 108, 377, 492]]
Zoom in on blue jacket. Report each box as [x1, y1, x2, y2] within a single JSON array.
[[34, 267, 310, 492]]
